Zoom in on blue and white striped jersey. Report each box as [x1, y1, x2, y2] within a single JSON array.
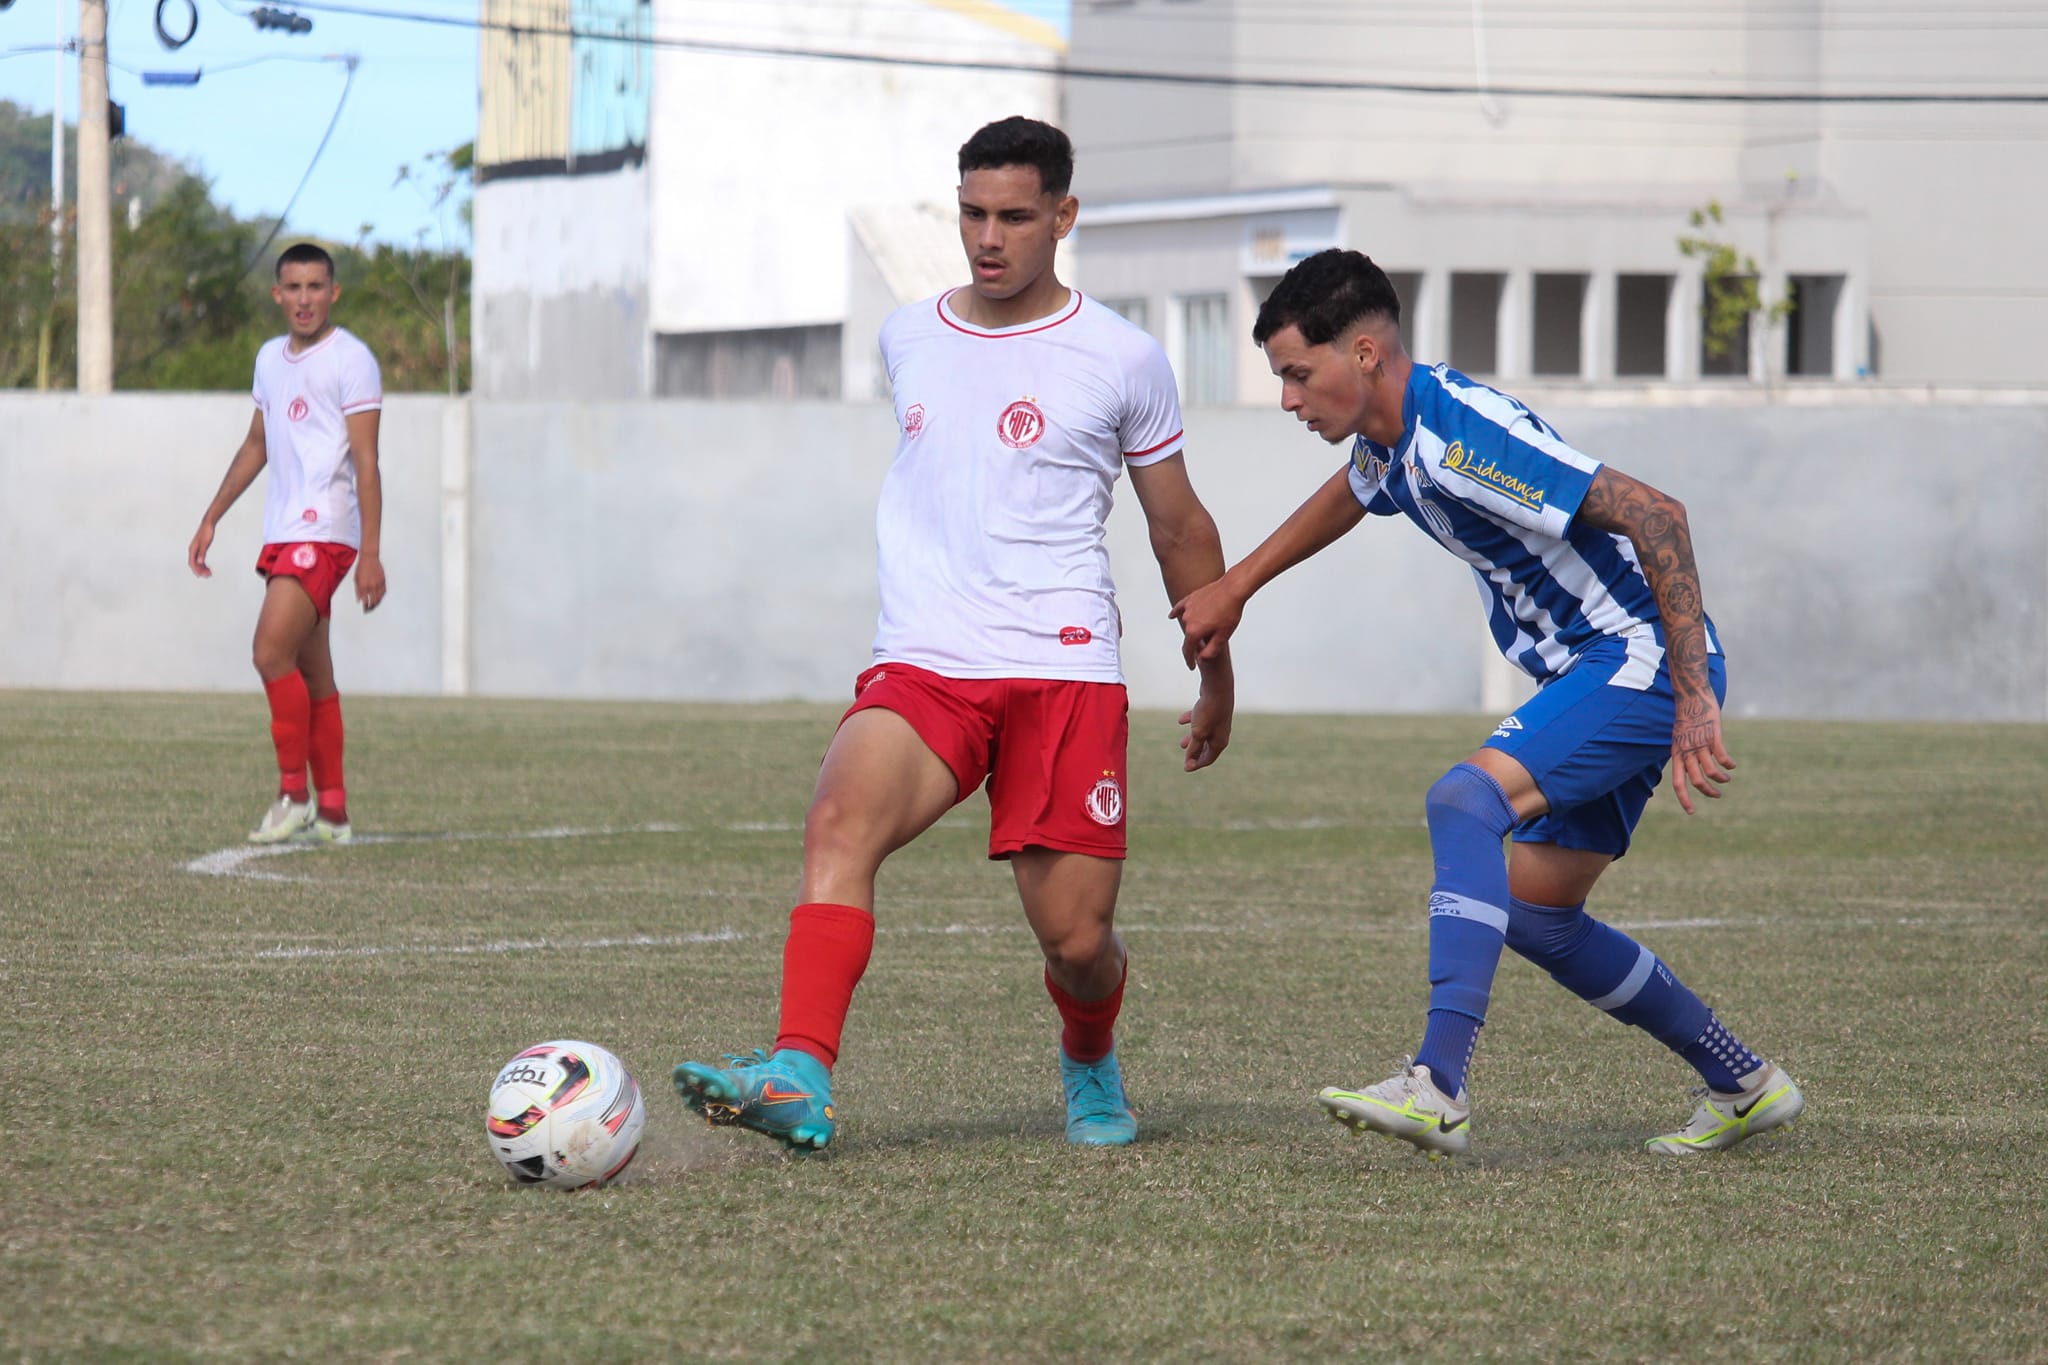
[[1346, 363, 1720, 685]]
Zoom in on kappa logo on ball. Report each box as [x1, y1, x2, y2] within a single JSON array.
[[903, 403, 925, 437], [1059, 626, 1093, 646], [1084, 773, 1124, 827], [287, 397, 309, 422], [997, 398, 1046, 450], [290, 544, 319, 570]]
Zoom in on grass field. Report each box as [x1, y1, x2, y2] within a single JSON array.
[[4, 690, 2044, 1361]]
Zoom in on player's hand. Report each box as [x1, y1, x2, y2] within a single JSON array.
[[187, 522, 215, 578], [1169, 579, 1244, 669], [355, 552, 387, 612], [1669, 694, 1735, 815], [1177, 687, 1234, 772]]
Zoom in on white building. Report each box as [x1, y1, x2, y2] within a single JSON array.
[[1063, 0, 2048, 398], [471, 0, 1062, 400]]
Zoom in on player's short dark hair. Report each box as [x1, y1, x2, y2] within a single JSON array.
[[1253, 248, 1402, 346], [275, 241, 335, 281], [958, 117, 1074, 198]]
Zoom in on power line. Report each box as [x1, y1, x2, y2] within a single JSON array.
[[261, 0, 2048, 104]]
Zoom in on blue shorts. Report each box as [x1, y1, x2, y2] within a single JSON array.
[[1482, 635, 1728, 859]]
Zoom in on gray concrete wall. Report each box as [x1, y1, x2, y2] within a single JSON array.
[[2, 392, 2042, 721]]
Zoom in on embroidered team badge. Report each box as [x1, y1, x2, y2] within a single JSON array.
[[903, 403, 925, 438], [997, 398, 1046, 450], [290, 544, 319, 569], [1084, 772, 1124, 827], [288, 397, 309, 422]]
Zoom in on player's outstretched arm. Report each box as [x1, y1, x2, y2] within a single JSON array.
[[347, 409, 386, 611], [1129, 453, 1235, 770], [1576, 465, 1735, 814], [1169, 465, 1366, 667], [190, 409, 268, 579]]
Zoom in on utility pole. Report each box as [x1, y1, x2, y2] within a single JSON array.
[[76, 0, 113, 393], [39, 0, 65, 390]]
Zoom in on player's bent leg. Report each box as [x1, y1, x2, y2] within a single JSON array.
[[674, 707, 958, 1152], [1016, 849, 1135, 1144], [1319, 1063, 1471, 1159], [673, 1047, 837, 1153], [1644, 1062, 1805, 1157], [800, 707, 964, 910]]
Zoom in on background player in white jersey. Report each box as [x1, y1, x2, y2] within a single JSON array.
[[1174, 249, 1802, 1159], [675, 117, 1235, 1151], [187, 242, 385, 846]]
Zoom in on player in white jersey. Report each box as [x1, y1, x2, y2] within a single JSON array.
[[675, 118, 1236, 1152], [187, 243, 385, 846], [1175, 250, 1802, 1159]]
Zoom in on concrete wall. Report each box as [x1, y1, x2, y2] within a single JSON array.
[[2, 392, 2042, 721]]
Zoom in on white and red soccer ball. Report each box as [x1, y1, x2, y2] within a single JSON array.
[[486, 1040, 646, 1189]]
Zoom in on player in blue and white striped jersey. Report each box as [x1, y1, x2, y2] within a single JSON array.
[[1172, 249, 1803, 1159]]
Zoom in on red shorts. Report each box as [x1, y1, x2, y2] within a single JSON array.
[[844, 662, 1130, 860], [256, 542, 359, 619]]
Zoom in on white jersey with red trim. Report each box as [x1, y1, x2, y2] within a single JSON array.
[[873, 288, 1186, 683], [251, 326, 383, 548]]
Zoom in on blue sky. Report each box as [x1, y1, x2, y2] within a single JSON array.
[[1, 0, 1070, 248]]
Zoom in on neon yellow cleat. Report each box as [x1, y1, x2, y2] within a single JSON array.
[[1645, 1063, 1805, 1156], [1319, 1062, 1471, 1159], [248, 795, 313, 844]]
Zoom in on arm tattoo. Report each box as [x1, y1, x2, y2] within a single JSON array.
[[1581, 470, 1714, 727]]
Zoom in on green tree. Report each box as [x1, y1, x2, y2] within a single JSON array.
[[2, 103, 471, 392], [1677, 200, 1793, 363]]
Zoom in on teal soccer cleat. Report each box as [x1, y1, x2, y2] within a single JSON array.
[[1061, 1047, 1137, 1146], [674, 1047, 836, 1152]]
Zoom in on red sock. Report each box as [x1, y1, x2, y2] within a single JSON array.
[[1046, 962, 1127, 1064], [308, 692, 346, 818], [772, 903, 876, 1070], [263, 671, 311, 799]]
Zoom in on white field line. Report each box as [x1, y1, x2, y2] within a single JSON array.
[[180, 815, 1393, 885], [168, 825, 2007, 967]]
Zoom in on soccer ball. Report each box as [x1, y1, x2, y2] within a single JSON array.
[[486, 1040, 647, 1189]]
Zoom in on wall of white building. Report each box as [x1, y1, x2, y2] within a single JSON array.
[[647, 4, 1062, 337], [1065, 0, 2048, 388], [4, 391, 2043, 722], [472, 167, 653, 398]]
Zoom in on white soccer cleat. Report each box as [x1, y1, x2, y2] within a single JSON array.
[[1319, 1062, 1471, 1159], [1644, 1062, 1805, 1157], [248, 795, 314, 844], [296, 816, 353, 845]]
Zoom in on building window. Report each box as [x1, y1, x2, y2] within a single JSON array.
[[1532, 273, 1586, 377], [1699, 273, 1754, 377], [1102, 297, 1152, 335], [1173, 292, 1231, 405], [1615, 273, 1671, 378], [1449, 272, 1503, 376], [1786, 274, 1843, 377], [655, 325, 842, 399]]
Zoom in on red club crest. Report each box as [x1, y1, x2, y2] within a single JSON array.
[[287, 397, 309, 422], [1084, 774, 1124, 827], [997, 399, 1045, 450], [290, 544, 318, 569], [903, 403, 925, 437]]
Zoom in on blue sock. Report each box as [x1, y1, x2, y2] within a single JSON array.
[[1503, 895, 1763, 1092], [1413, 763, 1518, 1097]]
